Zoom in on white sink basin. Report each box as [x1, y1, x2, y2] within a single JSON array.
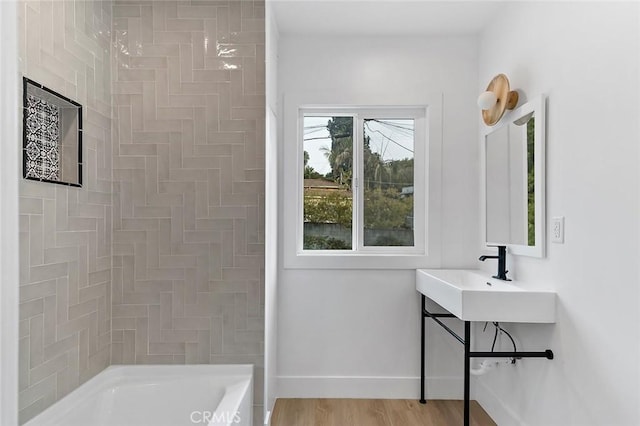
[[416, 269, 556, 323]]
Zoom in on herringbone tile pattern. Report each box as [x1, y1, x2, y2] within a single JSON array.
[[110, 0, 265, 415], [18, 0, 113, 423], [18, 0, 265, 423]]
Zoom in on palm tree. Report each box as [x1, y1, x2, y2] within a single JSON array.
[[324, 117, 354, 188]]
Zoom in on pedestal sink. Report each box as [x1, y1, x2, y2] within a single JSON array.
[[416, 269, 556, 323]]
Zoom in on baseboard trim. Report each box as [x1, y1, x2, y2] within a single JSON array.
[[277, 376, 463, 399], [475, 378, 522, 426]]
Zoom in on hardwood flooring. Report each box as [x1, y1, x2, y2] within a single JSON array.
[[271, 399, 497, 426]]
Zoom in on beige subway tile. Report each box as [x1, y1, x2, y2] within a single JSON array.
[[134, 317, 149, 357], [173, 317, 210, 330], [135, 354, 175, 364], [122, 292, 160, 305], [29, 262, 68, 284], [144, 119, 182, 132], [43, 335, 78, 363], [122, 330, 136, 363], [114, 81, 144, 95], [144, 266, 185, 280], [20, 280, 56, 302], [166, 94, 207, 107], [129, 56, 168, 69], [177, 5, 217, 19], [78, 282, 108, 303], [112, 317, 137, 330], [205, 57, 243, 70], [229, 0, 241, 31], [148, 342, 185, 355], [221, 267, 259, 281], [111, 342, 123, 365], [154, 31, 192, 44], [152, 1, 166, 30], [214, 43, 256, 58], [134, 206, 172, 218], [157, 107, 195, 120], [140, 5, 154, 43], [193, 69, 231, 82], [28, 315, 44, 368], [161, 329, 198, 342], [18, 373, 56, 411], [118, 68, 156, 82], [166, 18, 204, 31], [68, 299, 98, 321], [231, 106, 264, 120], [29, 352, 69, 387], [216, 4, 229, 36], [113, 5, 141, 17], [219, 118, 255, 132], [20, 198, 43, 215], [241, 18, 264, 32], [113, 304, 148, 318]]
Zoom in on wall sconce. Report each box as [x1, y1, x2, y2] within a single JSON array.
[[477, 74, 519, 126]]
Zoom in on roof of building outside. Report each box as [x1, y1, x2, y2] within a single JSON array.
[[303, 179, 342, 189]]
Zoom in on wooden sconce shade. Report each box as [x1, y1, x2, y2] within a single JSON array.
[[481, 74, 519, 126]]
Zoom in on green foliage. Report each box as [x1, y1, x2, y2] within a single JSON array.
[[363, 188, 413, 229], [372, 235, 405, 246], [304, 166, 323, 179], [303, 150, 323, 179], [303, 235, 351, 250], [304, 190, 352, 227], [303, 188, 413, 230]]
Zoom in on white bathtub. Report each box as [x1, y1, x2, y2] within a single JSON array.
[[24, 365, 253, 426]]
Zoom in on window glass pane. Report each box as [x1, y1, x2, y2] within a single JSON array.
[[303, 116, 353, 250], [362, 119, 415, 247]]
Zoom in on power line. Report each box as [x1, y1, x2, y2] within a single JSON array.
[[375, 123, 415, 139], [304, 127, 328, 136], [369, 121, 415, 144], [371, 119, 415, 132], [364, 122, 414, 154]]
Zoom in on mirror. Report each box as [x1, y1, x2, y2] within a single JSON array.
[[483, 95, 545, 257]]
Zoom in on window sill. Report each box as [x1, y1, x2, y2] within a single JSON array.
[[283, 251, 440, 270]]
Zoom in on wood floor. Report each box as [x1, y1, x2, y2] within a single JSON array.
[[271, 399, 496, 426]]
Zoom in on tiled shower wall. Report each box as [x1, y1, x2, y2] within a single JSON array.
[[110, 0, 265, 417], [18, 0, 113, 423]]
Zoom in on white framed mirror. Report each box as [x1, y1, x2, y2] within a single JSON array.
[[481, 95, 546, 257]]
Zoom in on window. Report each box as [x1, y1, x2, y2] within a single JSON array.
[[299, 108, 426, 254]]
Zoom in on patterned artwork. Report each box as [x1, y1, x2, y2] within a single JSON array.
[[25, 93, 60, 181]]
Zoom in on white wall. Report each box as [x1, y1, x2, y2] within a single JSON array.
[[0, 1, 20, 424], [475, 3, 640, 425], [277, 36, 480, 398], [264, 0, 279, 421]]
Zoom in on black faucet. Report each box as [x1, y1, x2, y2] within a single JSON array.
[[479, 245, 511, 281]]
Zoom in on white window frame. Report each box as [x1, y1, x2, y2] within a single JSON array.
[[283, 91, 443, 269], [299, 108, 426, 255]]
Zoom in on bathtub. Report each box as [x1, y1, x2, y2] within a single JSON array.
[[24, 365, 253, 426]]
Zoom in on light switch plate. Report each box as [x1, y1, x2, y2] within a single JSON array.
[[551, 216, 564, 243]]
